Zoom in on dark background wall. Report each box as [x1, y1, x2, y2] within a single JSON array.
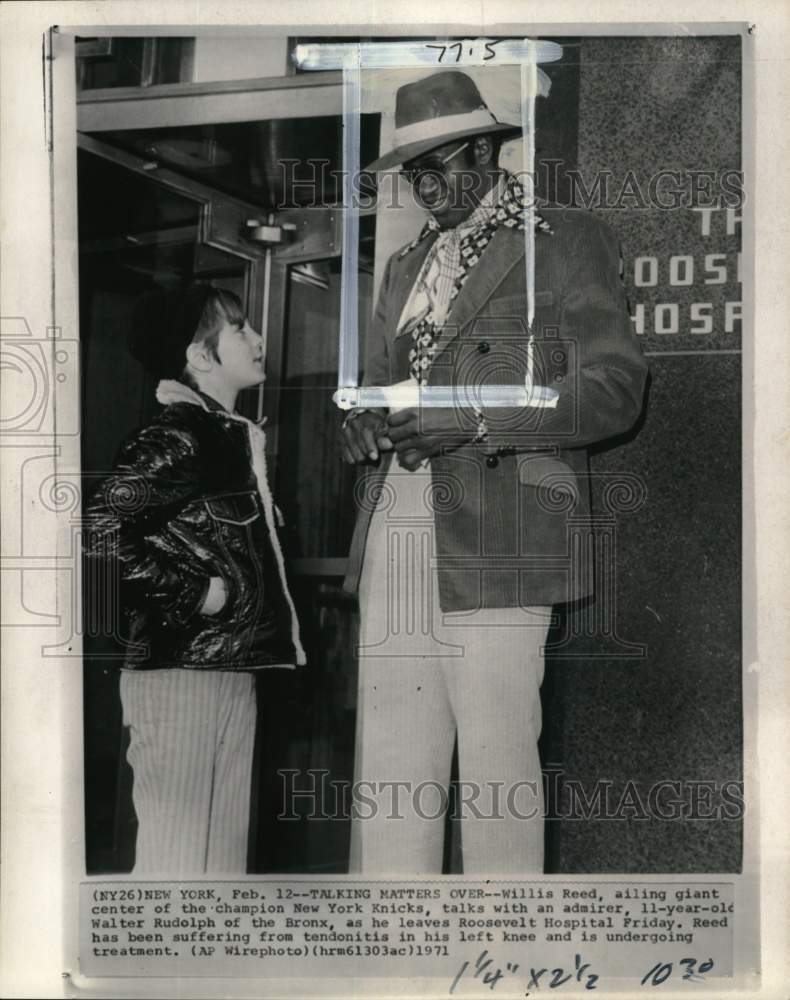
[[541, 36, 742, 872]]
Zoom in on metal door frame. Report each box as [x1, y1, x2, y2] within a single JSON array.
[[77, 72, 343, 132], [77, 122, 341, 482]]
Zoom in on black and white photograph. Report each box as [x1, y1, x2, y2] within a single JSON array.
[[1, 4, 788, 998], [76, 28, 740, 880]]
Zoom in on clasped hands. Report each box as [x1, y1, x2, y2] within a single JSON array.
[[341, 408, 472, 472]]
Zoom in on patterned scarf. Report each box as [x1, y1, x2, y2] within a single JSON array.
[[396, 172, 553, 386]]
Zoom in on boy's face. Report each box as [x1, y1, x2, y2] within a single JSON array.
[[212, 316, 265, 391]]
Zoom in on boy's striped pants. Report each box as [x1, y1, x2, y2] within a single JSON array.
[[119, 668, 257, 875]]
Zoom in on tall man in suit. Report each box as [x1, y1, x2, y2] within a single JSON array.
[[341, 69, 648, 873]]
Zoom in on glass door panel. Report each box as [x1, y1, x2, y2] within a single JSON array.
[[275, 257, 373, 568]]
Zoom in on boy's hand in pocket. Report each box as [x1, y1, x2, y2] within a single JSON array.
[[200, 576, 228, 616]]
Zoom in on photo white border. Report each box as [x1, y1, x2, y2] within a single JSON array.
[[1, 2, 787, 997]]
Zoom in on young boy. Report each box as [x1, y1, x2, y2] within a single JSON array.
[[86, 283, 305, 875]]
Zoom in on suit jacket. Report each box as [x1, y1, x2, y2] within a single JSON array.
[[344, 206, 649, 612]]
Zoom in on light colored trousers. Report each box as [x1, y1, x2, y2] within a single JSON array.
[[119, 668, 256, 875], [349, 462, 551, 875]]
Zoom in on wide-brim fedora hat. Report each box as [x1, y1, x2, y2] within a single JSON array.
[[365, 70, 521, 172]]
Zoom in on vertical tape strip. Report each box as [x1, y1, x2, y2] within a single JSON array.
[[339, 45, 362, 390], [521, 45, 538, 391]]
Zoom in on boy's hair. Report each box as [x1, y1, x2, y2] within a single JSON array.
[[129, 283, 245, 381], [181, 288, 245, 389]]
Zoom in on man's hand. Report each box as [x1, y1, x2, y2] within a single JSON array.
[[341, 410, 393, 465], [386, 408, 473, 471]]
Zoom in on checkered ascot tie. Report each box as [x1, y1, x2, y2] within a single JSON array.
[[397, 172, 553, 385]]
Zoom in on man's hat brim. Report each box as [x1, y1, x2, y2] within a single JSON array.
[[364, 122, 522, 173]]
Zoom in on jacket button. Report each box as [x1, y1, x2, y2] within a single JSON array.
[[486, 455, 499, 469], [477, 341, 490, 354]]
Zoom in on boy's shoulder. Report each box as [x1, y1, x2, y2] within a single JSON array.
[[116, 401, 221, 468], [156, 399, 218, 433]]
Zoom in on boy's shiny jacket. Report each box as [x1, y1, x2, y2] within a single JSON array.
[[86, 389, 302, 670]]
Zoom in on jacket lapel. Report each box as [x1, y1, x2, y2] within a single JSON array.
[[385, 232, 438, 344], [432, 226, 526, 361]]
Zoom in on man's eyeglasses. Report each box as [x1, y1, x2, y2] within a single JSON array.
[[399, 142, 469, 186]]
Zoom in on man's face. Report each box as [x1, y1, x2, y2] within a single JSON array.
[[213, 315, 265, 392], [401, 138, 488, 229]]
